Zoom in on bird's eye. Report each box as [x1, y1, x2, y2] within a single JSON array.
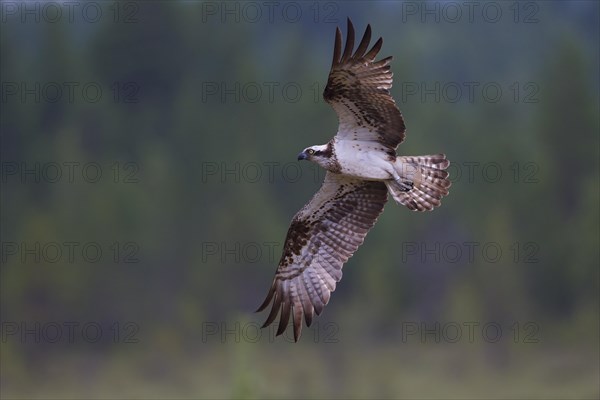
[[308, 149, 315, 155]]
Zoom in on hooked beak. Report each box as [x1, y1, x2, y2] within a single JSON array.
[[297, 151, 308, 161]]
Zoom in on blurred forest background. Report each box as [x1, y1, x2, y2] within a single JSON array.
[[1, 1, 598, 399]]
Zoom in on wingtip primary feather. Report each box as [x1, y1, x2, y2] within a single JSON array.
[[276, 297, 291, 336], [332, 27, 342, 67], [354, 23, 372, 59], [364, 37, 383, 61], [261, 290, 281, 328], [346, 17, 353, 32], [292, 304, 302, 342], [255, 282, 275, 312], [341, 18, 355, 62]]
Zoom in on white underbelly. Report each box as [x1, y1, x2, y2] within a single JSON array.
[[335, 140, 395, 180]]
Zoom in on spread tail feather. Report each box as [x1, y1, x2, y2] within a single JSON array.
[[386, 154, 451, 211]]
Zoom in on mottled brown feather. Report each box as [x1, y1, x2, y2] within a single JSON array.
[[324, 18, 406, 150], [257, 173, 388, 341]]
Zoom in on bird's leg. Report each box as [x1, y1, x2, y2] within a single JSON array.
[[392, 173, 413, 192], [391, 168, 402, 182]]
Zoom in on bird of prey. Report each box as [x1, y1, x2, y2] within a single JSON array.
[[257, 19, 451, 341]]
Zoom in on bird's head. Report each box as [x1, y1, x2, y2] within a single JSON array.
[[297, 144, 334, 168]]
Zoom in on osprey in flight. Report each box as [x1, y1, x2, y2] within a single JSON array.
[[257, 19, 451, 341]]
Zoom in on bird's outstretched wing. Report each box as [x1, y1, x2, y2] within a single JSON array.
[[257, 172, 388, 341], [324, 18, 406, 151]]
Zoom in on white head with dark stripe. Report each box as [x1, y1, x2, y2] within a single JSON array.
[[297, 143, 338, 171]]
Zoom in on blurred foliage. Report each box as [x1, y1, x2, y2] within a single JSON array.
[[1, 1, 598, 398]]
